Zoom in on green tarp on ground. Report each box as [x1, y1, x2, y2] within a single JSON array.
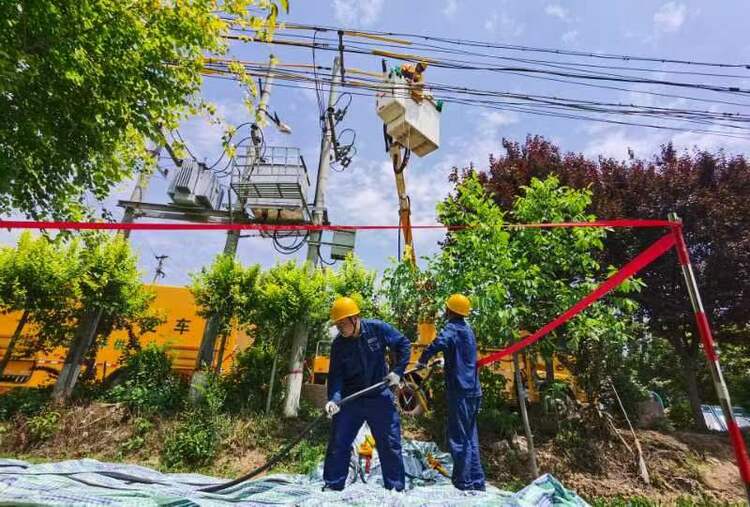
[[0, 440, 589, 506]]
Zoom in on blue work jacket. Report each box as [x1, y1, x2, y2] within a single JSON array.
[[327, 319, 411, 403], [419, 317, 482, 397]]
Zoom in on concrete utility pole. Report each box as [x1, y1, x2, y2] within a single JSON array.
[[305, 56, 341, 265], [192, 57, 278, 388], [282, 57, 341, 418]]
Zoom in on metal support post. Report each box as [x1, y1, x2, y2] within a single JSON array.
[[669, 213, 750, 503]]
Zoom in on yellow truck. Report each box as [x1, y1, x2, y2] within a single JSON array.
[[0, 285, 251, 393]]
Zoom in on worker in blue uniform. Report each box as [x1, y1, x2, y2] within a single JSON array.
[[323, 296, 412, 491], [418, 294, 485, 491]]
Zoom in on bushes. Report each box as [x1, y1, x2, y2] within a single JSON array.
[[161, 373, 226, 470], [105, 344, 186, 415], [26, 411, 61, 445], [477, 368, 519, 437], [222, 345, 281, 414], [0, 386, 51, 421]]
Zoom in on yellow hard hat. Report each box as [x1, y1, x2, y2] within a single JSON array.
[[331, 296, 360, 322], [446, 294, 471, 316]]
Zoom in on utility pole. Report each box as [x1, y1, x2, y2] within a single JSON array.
[[305, 56, 341, 265], [192, 57, 278, 391], [122, 145, 173, 239], [281, 57, 341, 418]]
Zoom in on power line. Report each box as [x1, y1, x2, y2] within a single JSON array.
[[203, 62, 750, 121], [202, 64, 750, 139], [210, 74, 750, 140], [268, 21, 750, 70], [268, 29, 750, 80], [228, 35, 750, 96]]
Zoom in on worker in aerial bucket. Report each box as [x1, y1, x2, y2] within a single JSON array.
[[323, 296, 412, 491], [417, 294, 486, 491]]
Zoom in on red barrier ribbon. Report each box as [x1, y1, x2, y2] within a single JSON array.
[[477, 232, 677, 368], [0, 219, 676, 232]]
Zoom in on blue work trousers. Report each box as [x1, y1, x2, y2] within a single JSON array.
[[447, 394, 485, 491], [323, 393, 405, 491]]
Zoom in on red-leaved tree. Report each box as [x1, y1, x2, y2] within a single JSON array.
[[454, 135, 750, 430]]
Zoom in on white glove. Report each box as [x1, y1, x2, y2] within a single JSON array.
[[324, 401, 340, 418], [384, 371, 401, 387]]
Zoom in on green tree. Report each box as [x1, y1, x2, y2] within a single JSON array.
[[430, 174, 640, 402], [47, 232, 161, 400], [381, 259, 438, 342], [430, 173, 516, 347], [328, 253, 380, 319], [190, 254, 260, 373], [0, 0, 287, 220], [476, 136, 750, 429], [0, 232, 77, 379], [241, 261, 328, 417]]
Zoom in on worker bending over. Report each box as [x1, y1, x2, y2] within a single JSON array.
[[323, 297, 412, 491], [418, 294, 485, 491]]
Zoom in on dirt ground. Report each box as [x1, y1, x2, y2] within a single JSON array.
[[1, 402, 747, 504]]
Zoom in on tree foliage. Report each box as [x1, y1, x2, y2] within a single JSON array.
[[0, 232, 78, 377], [0, 232, 161, 381], [472, 135, 750, 427], [243, 261, 329, 351], [190, 254, 260, 341], [0, 0, 288, 219], [328, 253, 380, 319], [385, 174, 641, 402]]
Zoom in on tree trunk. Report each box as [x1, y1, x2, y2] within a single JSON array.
[[52, 307, 103, 403], [264, 334, 283, 415], [214, 332, 228, 374], [190, 313, 222, 399], [266, 353, 279, 415], [283, 320, 308, 418], [0, 309, 30, 380], [514, 353, 539, 478], [682, 351, 709, 432]]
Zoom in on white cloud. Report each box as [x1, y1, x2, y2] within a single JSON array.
[[582, 122, 750, 162], [442, 0, 458, 17], [653, 2, 687, 33], [484, 11, 524, 38], [561, 30, 578, 44], [332, 0, 385, 27], [480, 111, 519, 128], [544, 4, 570, 21]]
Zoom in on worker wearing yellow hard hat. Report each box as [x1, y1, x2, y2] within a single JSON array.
[[323, 296, 411, 492], [417, 293, 485, 491]]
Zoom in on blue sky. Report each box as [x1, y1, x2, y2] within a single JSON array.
[[3, 0, 750, 286]]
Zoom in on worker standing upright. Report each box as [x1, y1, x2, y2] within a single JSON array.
[[323, 297, 412, 491], [418, 294, 485, 491]]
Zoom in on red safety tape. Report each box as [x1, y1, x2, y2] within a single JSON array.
[[477, 232, 677, 367], [727, 419, 750, 484], [0, 219, 677, 232], [695, 311, 719, 362]]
